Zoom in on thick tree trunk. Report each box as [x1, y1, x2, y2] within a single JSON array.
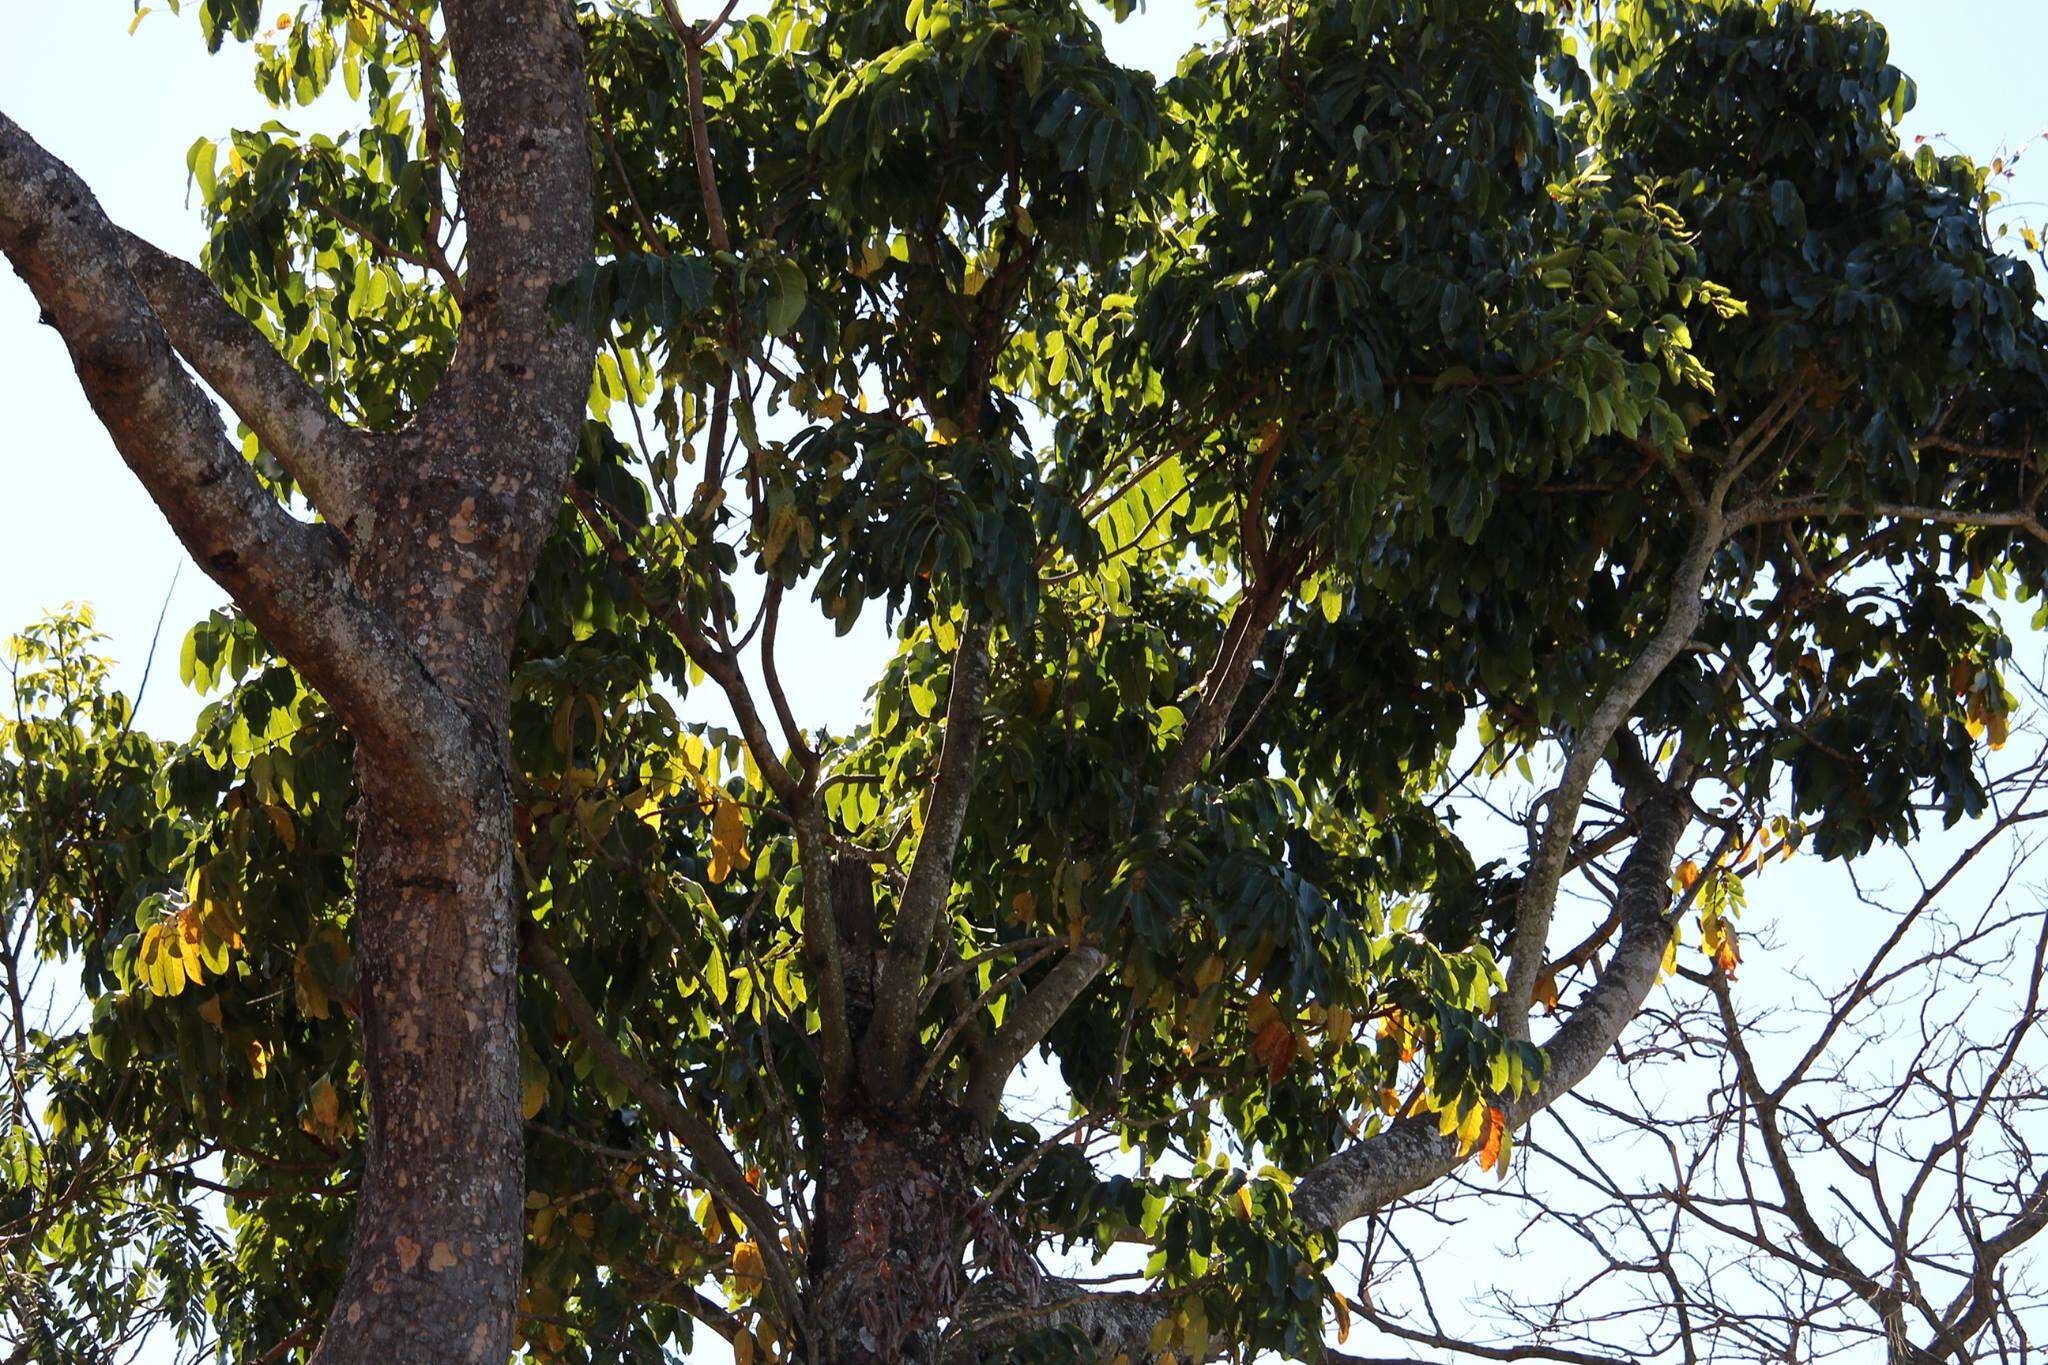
[[312, 749, 524, 1362], [0, 4, 594, 1359], [807, 1108, 986, 1364]]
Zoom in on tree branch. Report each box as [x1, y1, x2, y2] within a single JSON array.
[[115, 229, 373, 531], [1499, 511, 1721, 1040], [864, 617, 995, 1099], [1155, 562, 1296, 816], [520, 921, 806, 1335], [1294, 779, 1691, 1230], [0, 111, 479, 790], [962, 947, 1108, 1129]]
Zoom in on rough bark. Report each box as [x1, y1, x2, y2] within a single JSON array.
[[324, 755, 525, 1361], [1293, 786, 1690, 1230], [807, 1108, 988, 1364], [0, 114, 480, 789]]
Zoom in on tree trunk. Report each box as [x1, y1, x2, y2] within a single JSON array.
[[312, 748, 524, 1362], [807, 1108, 987, 1364], [0, 3, 594, 1358]]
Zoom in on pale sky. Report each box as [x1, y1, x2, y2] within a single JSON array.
[[4, 3, 2047, 1362]]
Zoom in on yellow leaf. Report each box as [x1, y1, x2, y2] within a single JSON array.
[[1439, 1097, 1464, 1138], [732, 1240, 766, 1297], [1331, 1289, 1352, 1343], [129, 6, 153, 35], [708, 797, 747, 885], [175, 908, 207, 984], [1674, 859, 1701, 891], [1532, 969, 1560, 1015], [1455, 1098, 1486, 1155], [1233, 1184, 1254, 1220], [245, 1038, 270, 1078], [762, 505, 798, 569], [197, 994, 224, 1029], [632, 787, 664, 831], [159, 946, 187, 997], [521, 1047, 549, 1121], [302, 1076, 342, 1143], [294, 949, 331, 1020]]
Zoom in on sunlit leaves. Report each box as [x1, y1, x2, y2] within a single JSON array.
[[25, 0, 2048, 1359], [134, 900, 242, 997]]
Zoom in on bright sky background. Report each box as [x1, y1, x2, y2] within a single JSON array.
[[5, 2, 2048, 1361]]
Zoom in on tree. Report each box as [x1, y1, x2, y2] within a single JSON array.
[[3, 0, 2048, 1361], [0, 0, 596, 1357]]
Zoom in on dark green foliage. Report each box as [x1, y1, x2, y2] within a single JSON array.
[[8, 0, 2048, 1358]]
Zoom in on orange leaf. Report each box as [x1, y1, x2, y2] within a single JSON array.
[[1250, 1018, 1299, 1083], [1380, 1009, 1418, 1063], [1476, 1105, 1508, 1174], [1712, 926, 1742, 979]]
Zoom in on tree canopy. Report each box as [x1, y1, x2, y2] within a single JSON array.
[[5, 0, 2048, 1361]]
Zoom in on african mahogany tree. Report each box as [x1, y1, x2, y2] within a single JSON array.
[[3, 0, 2048, 1362]]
